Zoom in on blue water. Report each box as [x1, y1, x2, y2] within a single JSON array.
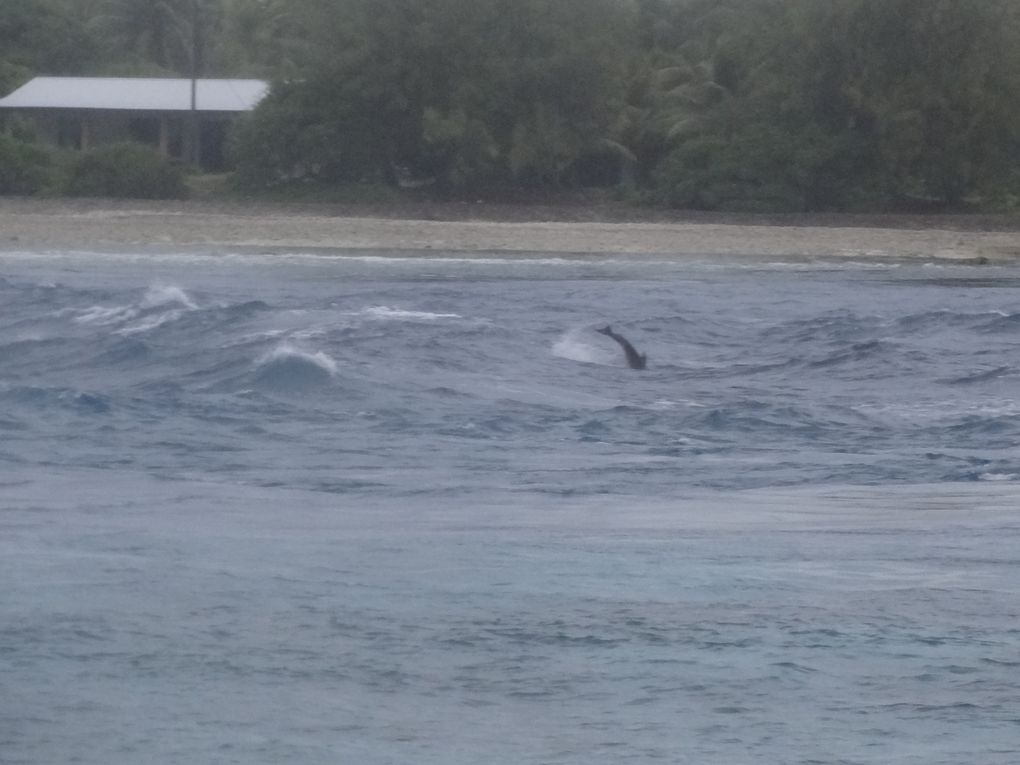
[[3, 249, 1019, 764]]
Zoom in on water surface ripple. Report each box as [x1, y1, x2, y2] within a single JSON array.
[[2, 250, 1019, 764]]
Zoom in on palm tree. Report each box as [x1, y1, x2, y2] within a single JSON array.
[[218, 0, 302, 77], [93, 0, 192, 73]]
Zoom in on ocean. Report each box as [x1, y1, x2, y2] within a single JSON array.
[[2, 248, 1019, 764]]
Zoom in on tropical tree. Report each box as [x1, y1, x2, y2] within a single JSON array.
[[217, 0, 303, 77], [0, 0, 102, 92], [92, 0, 194, 74], [837, 0, 1020, 206], [233, 0, 636, 189], [11, 0, 1014, 209], [650, 0, 1020, 211]]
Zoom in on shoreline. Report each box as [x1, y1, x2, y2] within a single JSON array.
[[2, 197, 1019, 261]]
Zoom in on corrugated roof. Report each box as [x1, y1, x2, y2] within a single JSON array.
[[0, 77, 269, 112]]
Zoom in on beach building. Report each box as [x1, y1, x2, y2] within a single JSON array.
[[0, 77, 268, 170]]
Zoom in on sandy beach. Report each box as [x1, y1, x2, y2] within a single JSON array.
[[1, 197, 1019, 261]]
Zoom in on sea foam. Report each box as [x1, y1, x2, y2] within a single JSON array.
[[252, 343, 338, 390]]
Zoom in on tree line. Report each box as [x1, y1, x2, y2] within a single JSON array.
[[3, 0, 1020, 211]]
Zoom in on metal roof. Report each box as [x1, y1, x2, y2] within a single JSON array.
[[0, 77, 269, 112]]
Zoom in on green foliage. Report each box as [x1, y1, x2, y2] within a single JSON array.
[[0, 134, 53, 195], [229, 78, 382, 187], [232, 0, 635, 189], [0, 0, 102, 91], [0, 62, 32, 100], [646, 0, 1020, 211], [63, 142, 187, 198], [836, 0, 1020, 206], [90, 0, 194, 74], [4, 0, 1020, 210], [217, 0, 305, 77], [420, 108, 499, 188]]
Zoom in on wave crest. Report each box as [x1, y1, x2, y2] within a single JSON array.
[[252, 344, 338, 391], [140, 284, 197, 311], [74, 283, 198, 335], [361, 306, 462, 322]]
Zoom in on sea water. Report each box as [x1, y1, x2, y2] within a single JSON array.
[[2, 249, 1019, 764]]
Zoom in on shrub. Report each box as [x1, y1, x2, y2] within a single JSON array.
[[229, 80, 380, 189], [64, 142, 187, 199], [0, 133, 53, 195]]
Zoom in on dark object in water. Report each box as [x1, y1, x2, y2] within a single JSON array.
[[597, 325, 647, 369]]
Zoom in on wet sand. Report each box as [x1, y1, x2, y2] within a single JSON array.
[[1, 197, 1019, 261]]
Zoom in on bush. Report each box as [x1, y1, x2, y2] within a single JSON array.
[[0, 133, 53, 195], [63, 142, 187, 199], [653, 119, 875, 213], [229, 80, 381, 189]]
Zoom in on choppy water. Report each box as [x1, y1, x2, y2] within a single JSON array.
[[2, 249, 1019, 764]]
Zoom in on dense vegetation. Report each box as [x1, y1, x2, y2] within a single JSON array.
[[3, 0, 1020, 211]]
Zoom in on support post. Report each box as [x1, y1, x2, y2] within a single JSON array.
[[79, 113, 90, 151], [187, 0, 202, 167], [159, 114, 170, 157]]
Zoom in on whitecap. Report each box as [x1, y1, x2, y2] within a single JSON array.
[[361, 306, 462, 321], [116, 309, 188, 336], [251, 343, 338, 391], [258, 343, 338, 375], [73, 283, 197, 331], [140, 284, 197, 310], [74, 304, 138, 326], [979, 473, 1019, 482]]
